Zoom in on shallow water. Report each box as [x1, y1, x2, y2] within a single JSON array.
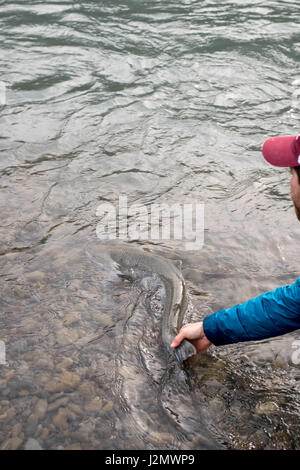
[[0, 0, 300, 450]]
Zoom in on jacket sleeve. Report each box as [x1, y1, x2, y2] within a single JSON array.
[[203, 277, 300, 346]]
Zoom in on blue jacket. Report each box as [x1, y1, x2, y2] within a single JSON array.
[[203, 277, 300, 346]]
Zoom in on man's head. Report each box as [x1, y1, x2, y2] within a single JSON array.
[[262, 133, 300, 221]]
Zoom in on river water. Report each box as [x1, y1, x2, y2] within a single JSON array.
[[1, 0, 300, 450]]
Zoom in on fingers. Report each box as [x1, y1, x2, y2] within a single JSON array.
[[170, 324, 192, 348], [170, 331, 185, 348]]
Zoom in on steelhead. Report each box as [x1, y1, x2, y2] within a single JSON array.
[[88, 243, 196, 365]]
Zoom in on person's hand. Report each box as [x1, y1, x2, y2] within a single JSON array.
[[170, 321, 212, 353]]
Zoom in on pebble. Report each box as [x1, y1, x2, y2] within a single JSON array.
[[48, 396, 69, 412], [55, 358, 74, 370], [24, 271, 45, 282], [1, 436, 23, 450], [102, 401, 113, 412], [65, 443, 82, 450], [11, 423, 22, 437], [4, 370, 15, 382], [147, 431, 172, 444], [0, 380, 7, 390], [254, 401, 280, 415], [20, 317, 38, 332], [53, 407, 76, 430], [63, 311, 81, 326], [84, 397, 103, 412], [78, 381, 96, 397], [36, 355, 55, 370], [28, 398, 48, 426], [67, 402, 82, 415], [24, 438, 43, 450], [18, 389, 30, 397], [35, 399, 48, 420], [55, 327, 79, 346], [41, 428, 49, 439], [6, 408, 16, 420], [45, 370, 80, 392]]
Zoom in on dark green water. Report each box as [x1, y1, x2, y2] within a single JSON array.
[[0, 0, 300, 450]]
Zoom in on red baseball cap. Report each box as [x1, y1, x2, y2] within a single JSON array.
[[262, 133, 300, 167]]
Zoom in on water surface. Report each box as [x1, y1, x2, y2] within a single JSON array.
[[0, 0, 300, 450]]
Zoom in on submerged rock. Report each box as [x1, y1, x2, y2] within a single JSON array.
[[254, 401, 280, 415], [24, 438, 43, 450]]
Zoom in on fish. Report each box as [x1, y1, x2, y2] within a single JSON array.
[[88, 243, 196, 365]]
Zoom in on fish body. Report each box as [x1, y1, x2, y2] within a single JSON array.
[[96, 244, 196, 365]]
